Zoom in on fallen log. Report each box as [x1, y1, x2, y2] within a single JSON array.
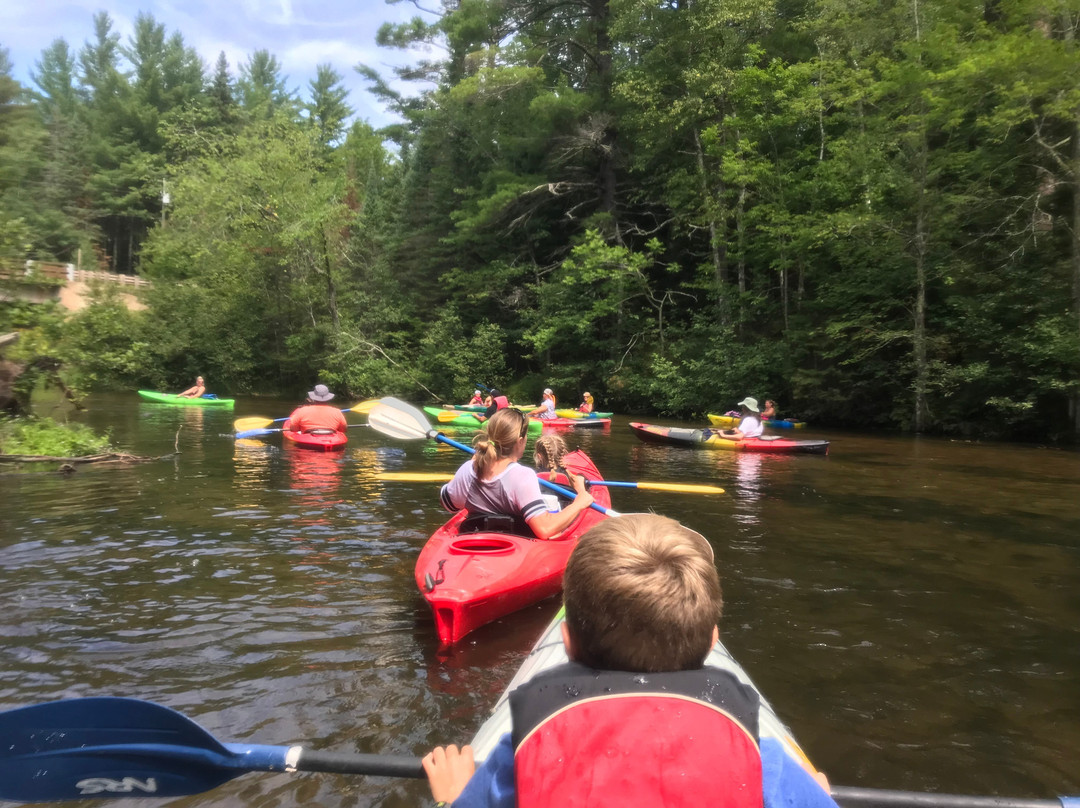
[[0, 452, 172, 467]]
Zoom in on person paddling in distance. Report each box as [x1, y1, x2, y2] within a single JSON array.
[[282, 384, 348, 435], [423, 513, 837, 808], [468, 389, 485, 406], [528, 387, 558, 420], [577, 391, 594, 414], [716, 396, 765, 440], [176, 376, 206, 398], [477, 387, 509, 423], [761, 399, 778, 421], [439, 408, 593, 540]]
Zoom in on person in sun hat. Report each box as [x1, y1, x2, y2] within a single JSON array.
[[716, 396, 764, 441], [577, 391, 594, 414], [528, 388, 558, 420], [282, 384, 348, 435]]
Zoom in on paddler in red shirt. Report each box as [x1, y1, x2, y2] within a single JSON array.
[[282, 384, 347, 434]]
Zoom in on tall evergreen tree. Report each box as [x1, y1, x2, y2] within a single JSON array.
[[306, 64, 353, 150], [237, 50, 298, 120]]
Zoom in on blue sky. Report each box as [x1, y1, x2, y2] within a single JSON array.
[[1, 0, 435, 128]]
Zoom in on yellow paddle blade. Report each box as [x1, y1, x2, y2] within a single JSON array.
[[377, 472, 455, 483], [348, 399, 380, 415], [437, 409, 478, 423], [233, 416, 275, 431], [635, 482, 726, 494]]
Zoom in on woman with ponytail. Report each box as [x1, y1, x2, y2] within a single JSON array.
[[439, 408, 593, 539]]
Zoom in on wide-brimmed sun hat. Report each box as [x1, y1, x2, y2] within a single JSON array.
[[308, 384, 335, 402], [736, 396, 760, 412]]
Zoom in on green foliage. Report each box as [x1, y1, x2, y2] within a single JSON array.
[[415, 313, 510, 401], [3, 0, 1080, 439], [0, 416, 112, 456]]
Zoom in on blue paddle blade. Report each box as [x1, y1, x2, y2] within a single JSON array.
[[234, 427, 281, 439], [0, 697, 268, 802]]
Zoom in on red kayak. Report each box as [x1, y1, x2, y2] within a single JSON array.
[[415, 450, 611, 645], [282, 429, 348, 451], [629, 422, 829, 454], [532, 416, 611, 429]]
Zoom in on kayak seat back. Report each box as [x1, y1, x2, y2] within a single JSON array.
[[305, 428, 338, 435], [460, 512, 538, 540]]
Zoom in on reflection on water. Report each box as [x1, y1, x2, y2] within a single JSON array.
[[1, 398, 1078, 806]]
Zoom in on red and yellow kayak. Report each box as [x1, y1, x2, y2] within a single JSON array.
[[629, 422, 829, 454], [414, 450, 611, 645], [533, 416, 611, 429], [282, 430, 347, 451]]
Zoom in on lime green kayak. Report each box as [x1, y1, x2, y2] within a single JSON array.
[[137, 390, 235, 408], [423, 406, 542, 433]]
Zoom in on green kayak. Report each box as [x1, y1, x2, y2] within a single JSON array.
[[137, 390, 235, 408], [423, 406, 542, 433]]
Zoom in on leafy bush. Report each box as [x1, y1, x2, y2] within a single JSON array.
[[0, 416, 113, 457]]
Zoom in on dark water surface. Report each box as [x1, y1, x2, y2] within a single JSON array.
[[2, 394, 1078, 807]]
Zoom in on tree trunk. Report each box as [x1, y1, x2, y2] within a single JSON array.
[[693, 128, 731, 329], [1071, 110, 1080, 433]]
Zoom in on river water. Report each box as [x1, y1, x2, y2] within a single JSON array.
[[1, 394, 1078, 807]]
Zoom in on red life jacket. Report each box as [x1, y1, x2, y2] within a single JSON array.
[[510, 662, 762, 808], [494, 395, 509, 410]]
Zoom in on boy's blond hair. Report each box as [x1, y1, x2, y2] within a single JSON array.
[[563, 513, 721, 673]]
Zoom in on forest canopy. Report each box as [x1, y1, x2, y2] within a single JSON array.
[[1, 0, 1078, 441]]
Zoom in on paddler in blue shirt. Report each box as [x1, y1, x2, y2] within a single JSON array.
[[422, 513, 839, 808]]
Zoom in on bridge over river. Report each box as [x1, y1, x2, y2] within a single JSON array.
[[0, 260, 148, 311]]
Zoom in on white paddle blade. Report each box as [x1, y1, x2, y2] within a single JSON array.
[[368, 398, 436, 440]]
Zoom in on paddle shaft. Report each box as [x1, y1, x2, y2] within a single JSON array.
[[432, 431, 618, 517], [378, 472, 723, 494], [289, 759, 1073, 808], [234, 402, 376, 433], [1, 695, 1072, 807]]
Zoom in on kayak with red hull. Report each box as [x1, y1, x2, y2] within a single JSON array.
[[533, 416, 611, 429], [629, 422, 829, 454], [282, 430, 347, 451], [415, 450, 611, 645]]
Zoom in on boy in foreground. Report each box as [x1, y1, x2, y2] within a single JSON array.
[[423, 513, 838, 808]]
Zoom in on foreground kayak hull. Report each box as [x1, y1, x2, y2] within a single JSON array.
[[415, 451, 611, 645], [533, 416, 611, 429], [424, 407, 542, 434], [282, 430, 347, 451], [554, 409, 615, 419], [137, 390, 235, 408], [708, 413, 807, 429], [630, 422, 829, 454], [470, 608, 812, 772]]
